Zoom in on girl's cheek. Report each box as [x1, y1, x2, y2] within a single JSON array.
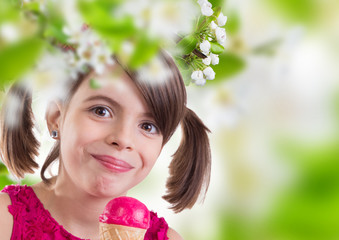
[[66, 114, 101, 142], [80, 120, 108, 139]]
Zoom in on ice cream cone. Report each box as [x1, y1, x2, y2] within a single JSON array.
[[99, 222, 147, 240]]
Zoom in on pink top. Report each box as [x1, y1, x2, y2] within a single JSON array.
[[99, 196, 150, 229], [1, 185, 169, 240]]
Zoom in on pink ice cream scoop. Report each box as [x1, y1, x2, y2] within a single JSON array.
[[99, 196, 150, 240]]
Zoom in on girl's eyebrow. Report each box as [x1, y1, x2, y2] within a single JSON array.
[[84, 95, 121, 110]]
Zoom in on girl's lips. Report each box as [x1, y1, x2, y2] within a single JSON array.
[[91, 154, 134, 173]]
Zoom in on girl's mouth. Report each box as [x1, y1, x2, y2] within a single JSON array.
[[91, 154, 134, 173]]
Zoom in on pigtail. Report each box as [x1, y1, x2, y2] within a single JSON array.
[[163, 108, 211, 213], [40, 143, 59, 183], [0, 83, 40, 179]]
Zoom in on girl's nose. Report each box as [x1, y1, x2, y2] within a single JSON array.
[[105, 120, 134, 151]]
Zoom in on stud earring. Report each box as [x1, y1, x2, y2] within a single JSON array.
[[51, 130, 58, 139]]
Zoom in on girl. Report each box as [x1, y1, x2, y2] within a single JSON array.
[[0, 53, 211, 239]]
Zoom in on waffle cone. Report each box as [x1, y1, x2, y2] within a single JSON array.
[[99, 222, 147, 240]]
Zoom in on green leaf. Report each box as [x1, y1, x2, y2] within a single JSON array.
[[209, 52, 245, 83], [209, 0, 225, 8], [90, 17, 136, 54], [89, 78, 101, 89], [174, 56, 189, 71], [210, 42, 225, 54], [128, 34, 160, 70], [0, 37, 45, 87], [181, 69, 192, 86], [78, 0, 136, 53], [79, 0, 123, 9], [212, 6, 222, 17], [0, 1, 20, 23], [177, 35, 198, 55], [22, 2, 40, 12], [77, 0, 115, 27], [44, 23, 69, 45], [174, 56, 191, 85], [264, 0, 318, 25], [78, 0, 135, 36], [42, 1, 69, 44]]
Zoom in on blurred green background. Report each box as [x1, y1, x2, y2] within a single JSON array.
[[1, 0, 339, 239]]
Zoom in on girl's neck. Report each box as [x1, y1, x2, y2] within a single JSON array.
[[32, 176, 113, 240]]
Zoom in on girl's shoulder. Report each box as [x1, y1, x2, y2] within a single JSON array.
[[0, 191, 14, 240], [167, 227, 184, 240], [1, 184, 34, 205]]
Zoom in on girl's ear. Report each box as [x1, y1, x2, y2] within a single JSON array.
[[45, 101, 62, 138]]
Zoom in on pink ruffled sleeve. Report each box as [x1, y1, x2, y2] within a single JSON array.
[[145, 211, 169, 240], [1, 185, 86, 240]]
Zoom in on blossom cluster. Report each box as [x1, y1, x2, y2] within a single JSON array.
[[54, 0, 226, 87], [116, 0, 197, 40], [61, 0, 226, 87], [61, 0, 198, 83], [190, 0, 227, 86], [62, 25, 115, 78], [43, 0, 226, 88]]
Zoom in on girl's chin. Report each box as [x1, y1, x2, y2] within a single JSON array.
[[88, 181, 128, 199]]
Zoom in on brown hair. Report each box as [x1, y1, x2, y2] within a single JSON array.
[[0, 84, 40, 178], [0, 53, 211, 213]]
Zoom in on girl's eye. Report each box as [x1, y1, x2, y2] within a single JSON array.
[[92, 106, 111, 117], [140, 122, 159, 134]]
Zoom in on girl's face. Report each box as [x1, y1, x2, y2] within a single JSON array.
[[55, 66, 163, 198]]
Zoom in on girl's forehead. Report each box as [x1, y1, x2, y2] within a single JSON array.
[[79, 66, 134, 94], [71, 66, 149, 111]]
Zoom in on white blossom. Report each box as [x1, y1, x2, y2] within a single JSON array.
[[113, 0, 149, 28], [210, 53, 219, 65], [197, 0, 207, 5], [63, 26, 87, 44], [210, 21, 218, 30], [121, 41, 134, 55], [0, 23, 20, 42], [76, 41, 93, 65], [90, 45, 115, 74], [64, 26, 114, 75], [137, 56, 171, 85], [191, 70, 206, 85], [64, 51, 82, 79], [200, 40, 211, 55], [194, 78, 207, 86], [60, 0, 84, 31], [217, 12, 227, 27], [199, 0, 213, 16], [202, 56, 211, 65], [149, 1, 198, 38], [203, 66, 215, 80], [191, 70, 204, 81], [215, 27, 226, 45], [5, 91, 22, 128], [27, 51, 75, 102], [117, 0, 198, 40]]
